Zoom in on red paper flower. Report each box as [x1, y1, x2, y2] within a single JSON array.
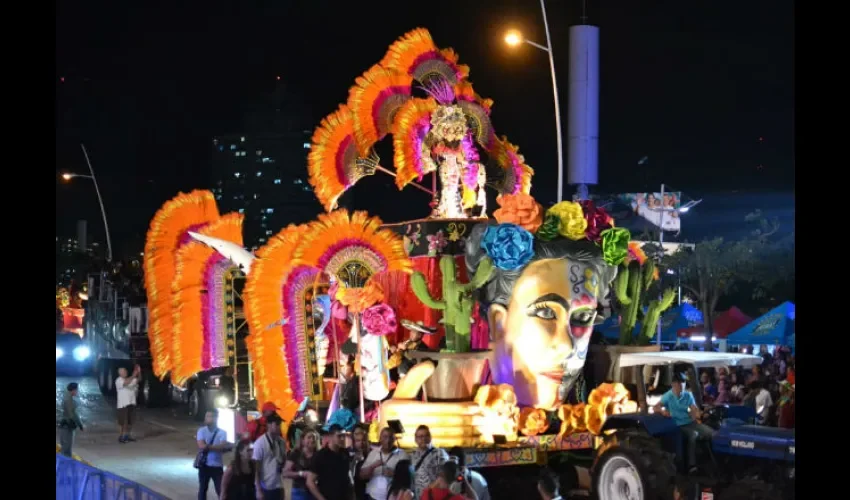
[[580, 200, 614, 243]]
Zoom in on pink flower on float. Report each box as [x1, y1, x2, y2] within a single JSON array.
[[361, 303, 398, 336]]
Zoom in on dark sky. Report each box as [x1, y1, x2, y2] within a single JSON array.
[[56, 0, 794, 255]]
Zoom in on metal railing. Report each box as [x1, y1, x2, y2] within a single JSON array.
[[56, 453, 170, 500]]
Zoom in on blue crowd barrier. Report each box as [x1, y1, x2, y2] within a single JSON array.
[[56, 453, 170, 500]]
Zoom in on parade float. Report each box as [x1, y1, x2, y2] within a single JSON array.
[[144, 28, 679, 467]]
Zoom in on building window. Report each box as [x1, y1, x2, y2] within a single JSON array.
[[238, 208, 245, 214], [256, 171, 262, 177], [259, 237, 266, 243], [253, 193, 259, 199], [234, 172, 241, 178], [215, 194, 222, 200], [266, 208, 274, 214], [256, 150, 263, 156], [218, 145, 224, 152], [265, 230, 273, 236], [230, 144, 236, 151], [294, 178, 303, 185], [273, 178, 281, 184], [240, 136, 246, 142], [261, 157, 275, 164], [303, 142, 311, 149]]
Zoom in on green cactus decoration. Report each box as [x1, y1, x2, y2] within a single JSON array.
[[614, 260, 676, 345], [411, 255, 495, 352]]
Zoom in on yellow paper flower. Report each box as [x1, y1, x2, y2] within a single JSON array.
[[519, 407, 550, 437], [546, 201, 588, 240]]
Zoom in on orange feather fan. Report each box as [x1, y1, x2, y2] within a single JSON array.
[[454, 81, 493, 112], [491, 137, 535, 196], [144, 190, 220, 378], [392, 97, 438, 189], [380, 28, 470, 84], [243, 224, 309, 423], [291, 210, 412, 289], [307, 104, 378, 212], [171, 213, 245, 386], [348, 65, 413, 156]]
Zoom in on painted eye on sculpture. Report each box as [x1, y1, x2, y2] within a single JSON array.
[[570, 309, 594, 326], [532, 305, 557, 321]]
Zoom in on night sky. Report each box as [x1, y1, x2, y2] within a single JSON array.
[[56, 0, 794, 256]]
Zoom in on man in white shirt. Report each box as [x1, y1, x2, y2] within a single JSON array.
[[252, 413, 286, 500], [360, 427, 409, 500], [115, 365, 140, 443], [752, 380, 774, 424]]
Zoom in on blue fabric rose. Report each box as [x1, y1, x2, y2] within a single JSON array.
[[324, 407, 357, 431], [481, 223, 535, 271]]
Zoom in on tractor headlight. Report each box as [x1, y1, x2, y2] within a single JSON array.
[[215, 395, 229, 408], [72, 346, 91, 361], [56, 347, 64, 360]]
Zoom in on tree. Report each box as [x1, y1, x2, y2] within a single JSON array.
[[665, 211, 794, 351]]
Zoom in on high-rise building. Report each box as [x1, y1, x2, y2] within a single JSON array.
[[211, 132, 320, 248], [210, 82, 353, 248]]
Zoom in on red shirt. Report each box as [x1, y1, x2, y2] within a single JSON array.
[[246, 417, 268, 443], [421, 488, 465, 500], [778, 401, 795, 429]]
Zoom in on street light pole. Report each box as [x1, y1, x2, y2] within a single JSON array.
[[538, 0, 565, 202], [79, 144, 113, 262], [504, 0, 564, 202]]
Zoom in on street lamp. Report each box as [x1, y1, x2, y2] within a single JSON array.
[[60, 144, 113, 262], [504, 0, 565, 202]]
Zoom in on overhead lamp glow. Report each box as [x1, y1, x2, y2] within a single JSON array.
[[504, 30, 523, 47], [56, 347, 64, 360]]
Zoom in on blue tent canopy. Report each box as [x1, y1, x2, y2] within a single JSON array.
[[597, 304, 701, 343], [726, 301, 795, 345]]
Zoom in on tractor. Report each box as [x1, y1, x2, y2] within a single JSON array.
[[584, 349, 795, 500]]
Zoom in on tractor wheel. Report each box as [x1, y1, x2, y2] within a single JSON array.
[[189, 388, 205, 420], [593, 431, 677, 500]]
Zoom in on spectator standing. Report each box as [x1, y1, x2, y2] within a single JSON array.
[[537, 469, 563, 500], [387, 460, 415, 500], [777, 381, 795, 429], [421, 461, 477, 500], [115, 365, 141, 443], [361, 427, 410, 500], [59, 382, 84, 457], [307, 424, 352, 500], [196, 409, 231, 500], [252, 412, 286, 500], [350, 426, 372, 500], [751, 381, 774, 425], [447, 447, 490, 500], [221, 439, 256, 500], [411, 425, 449, 498], [283, 429, 319, 500], [246, 402, 280, 443]]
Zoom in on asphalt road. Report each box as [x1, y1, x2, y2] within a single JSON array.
[[56, 374, 220, 499]]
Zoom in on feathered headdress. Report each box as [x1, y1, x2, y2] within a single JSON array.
[[392, 97, 439, 189], [348, 65, 413, 156], [307, 104, 379, 212], [144, 190, 220, 378], [380, 28, 469, 85], [171, 213, 244, 387], [243, 224, 309, 422]]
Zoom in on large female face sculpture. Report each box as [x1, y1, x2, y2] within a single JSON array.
[[466, 224, 616, 410]]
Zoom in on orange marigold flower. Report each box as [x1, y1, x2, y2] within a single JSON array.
[[493, 193, 544, 232]]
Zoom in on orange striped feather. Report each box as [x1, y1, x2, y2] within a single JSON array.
[[171, 213, 245, 386], [144, 190, 220, 378]]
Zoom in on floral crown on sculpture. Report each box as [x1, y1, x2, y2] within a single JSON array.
[[479, 193, 636, 272]]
